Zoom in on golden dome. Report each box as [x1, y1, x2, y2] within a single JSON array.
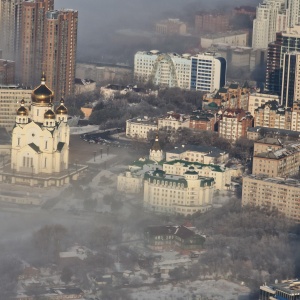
[[56, 98, 68, 115], [44, 109, 55, 119], [17, 99, 28, 116], [17, 106, 28, 116], [31, 73, 54, 104]]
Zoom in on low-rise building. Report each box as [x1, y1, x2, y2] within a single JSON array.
[[126, 116, 158, 139], [166, 145, 229, 164], [163, 160, 231, 190], [243, 175, 300, 222], [252, 142, 300, 178], [158, 111, 190, 131], [218, 108, 253, 142], [189, 110, 216, 131], [144, 225, 205, 251], [144, 168, 214, 215]]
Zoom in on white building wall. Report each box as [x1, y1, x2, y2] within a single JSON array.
[[248, 93, 279, 116]]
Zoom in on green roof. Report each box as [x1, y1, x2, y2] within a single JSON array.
[[132, 158, 164, 167], [144, 169, 214, 188], [163, 160, 225, 172]]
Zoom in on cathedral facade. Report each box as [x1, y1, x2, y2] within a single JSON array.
[[0, 74, 81, 187]]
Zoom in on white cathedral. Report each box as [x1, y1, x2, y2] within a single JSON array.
[[1, 74, 80, 187]]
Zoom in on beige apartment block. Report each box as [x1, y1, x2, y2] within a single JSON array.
[[144, 168, 214, 216], [0, 85, 32, 132], [254, 100, 292, 130], [248, 92, 280, 116], [126, 117, 158, 140], [242, 175, 300, 222], [253, 137, 283, 155], [252, 143, 300, 178], [291, 100, 300, 132]]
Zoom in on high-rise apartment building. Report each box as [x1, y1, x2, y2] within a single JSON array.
[[252, 0, 287, 50], [0, 0, 22, 61], [281, 52, 300, 107], [0, 0, 77, 100], [44, 9, 78, 100], [19, 0, 54, 85], [266, 26, 300, 107], [190, 52, 226, 92]]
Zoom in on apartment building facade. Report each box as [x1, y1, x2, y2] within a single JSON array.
[[0, 84, 32, 132], [248, 92, 280, 116], [162, 160, 231, 191], [252, 142, 300, 178], [252, 0, 287, 49], [189, 111, 216, 131], [126, 117, 158, 140], [190, 52, 226, 92], [266, 26, 300, 107], [203, 82, 250, 110], [144, 168, 214, 215], [134, 50, 191, 89], [218, 108, 253, 142], [254, 100, 292, 129], [157, 112, 190, 131], [242, 175, 300, 222]]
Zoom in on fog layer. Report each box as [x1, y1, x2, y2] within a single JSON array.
[[56, 0, 260, 62]]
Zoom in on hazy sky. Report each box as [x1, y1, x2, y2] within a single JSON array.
[[56, 0, 259, 62]]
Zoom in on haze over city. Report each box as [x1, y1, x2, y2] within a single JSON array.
[[0, 0, 300, 299]]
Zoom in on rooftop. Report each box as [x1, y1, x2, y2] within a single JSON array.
[[167, 144, 227, 157], [255, 142, 300, 159], [246, 174, 300, 188], [164, 160, 225, 173]]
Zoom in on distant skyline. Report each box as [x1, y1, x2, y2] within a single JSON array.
[[56, 0, 259, 62]]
